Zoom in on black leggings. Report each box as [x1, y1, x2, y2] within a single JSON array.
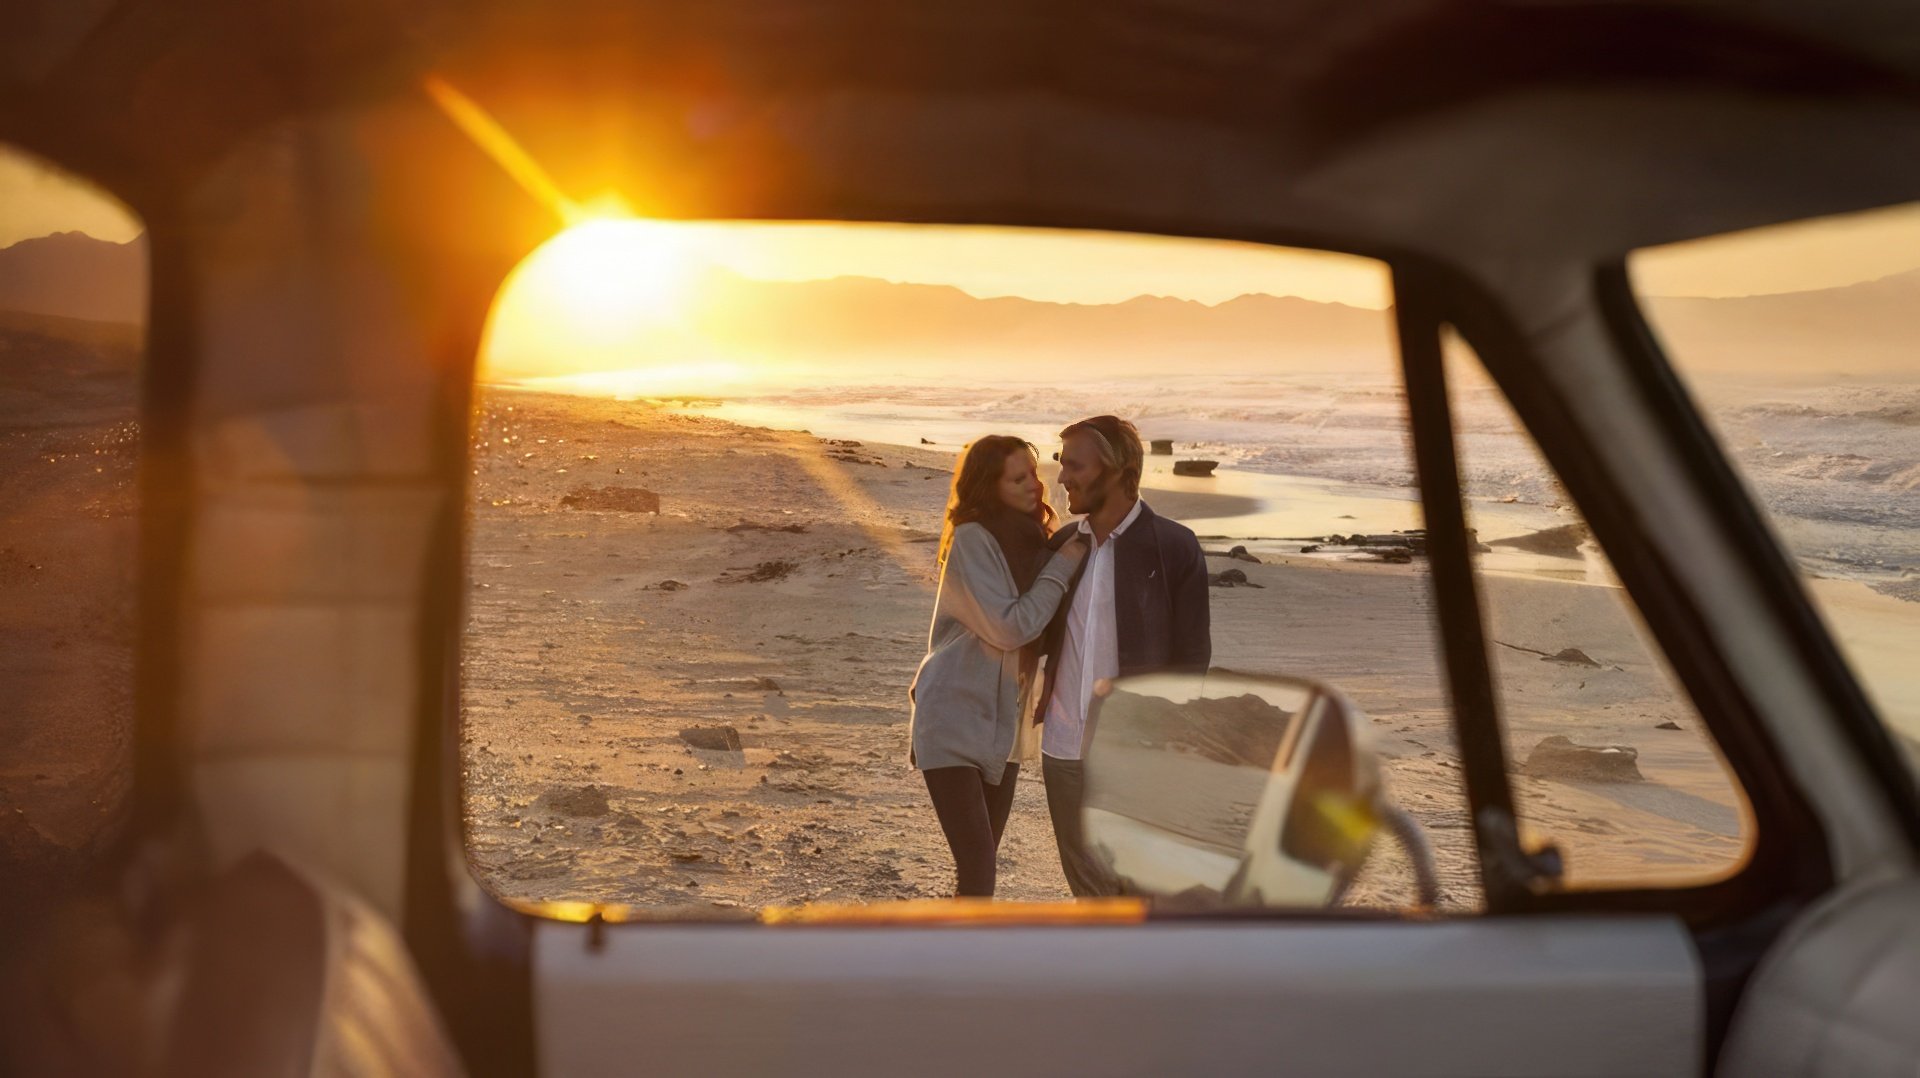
[[922, 763, 1020, 898]]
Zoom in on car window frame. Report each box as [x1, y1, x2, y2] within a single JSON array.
[[416, 242, 1838, 930], [384, 233, 1860, 1069], [397, 237, 1844, 954], [1393, 261, 1838, 927], [1604, 259, 1920, 849]]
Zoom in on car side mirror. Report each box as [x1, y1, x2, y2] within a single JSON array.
[[1080, 670, 1428, 909]]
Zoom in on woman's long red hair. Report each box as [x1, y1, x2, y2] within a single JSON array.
[[937, 435, 1057, 566]]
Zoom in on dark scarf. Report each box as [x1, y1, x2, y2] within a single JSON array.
[[977, 506, 1049, 592], [976, 506, 1052, 679]]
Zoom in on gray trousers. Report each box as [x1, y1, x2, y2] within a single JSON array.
[[1042, 754, 1118, 898]]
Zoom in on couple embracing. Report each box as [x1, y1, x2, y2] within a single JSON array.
[[908, 415, 1212, 898]]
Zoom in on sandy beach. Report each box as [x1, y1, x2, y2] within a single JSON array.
[[462, 387, 1765, 912], [0, 313, 138, 897]]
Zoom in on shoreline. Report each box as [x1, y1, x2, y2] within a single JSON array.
[[486, 378, 1920, 598], [484, 381, 1587, 569]]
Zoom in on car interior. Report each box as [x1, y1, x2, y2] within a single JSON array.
[[2, 2, 1919, 1075]]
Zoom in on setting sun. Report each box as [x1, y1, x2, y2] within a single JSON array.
[[481, 217, 736, 391], [531, 218, 695, 325]]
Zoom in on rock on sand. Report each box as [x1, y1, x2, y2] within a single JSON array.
[[1524, 736, 1643, 783]]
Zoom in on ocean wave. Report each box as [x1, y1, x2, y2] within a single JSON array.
[[686, 376, 1917, 580]]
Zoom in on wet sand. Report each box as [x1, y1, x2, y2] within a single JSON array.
[[462, 387, 1769, 912]]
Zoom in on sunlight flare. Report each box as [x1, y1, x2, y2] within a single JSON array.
[[481, 217, 729, 389], [423, 75, 583, 225]]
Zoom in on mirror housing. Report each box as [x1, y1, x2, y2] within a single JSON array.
[[1080, 670, 1387, 909]]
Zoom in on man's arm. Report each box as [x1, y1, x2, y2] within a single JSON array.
[[1168, 525, 1212, 673]]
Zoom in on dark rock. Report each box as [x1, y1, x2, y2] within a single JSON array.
[[719, 560, 798, 584], [1524, 735, 1642, 783], [559, 485, 660, 513], [1227, 545, 1261, 563], [1300, 544, 1321, 554], [1489, 523, 1592, 558], [540, 785, 612, 818], [1149, 439, 1174, 456], [726, 521, 808, 534], [679, 725, 743, 752], [1173, 459, 1218, 477], [1542, 647, 1602, 668], [920, 437, 935, 445], [1352, 531, 1427, 552], [656, 579, 689, 591], [1362, 548, 1414, 564], [1655, 721, 1683, 731], [751, 677, 783, 694], [825, 439, 863, 447], [1207, 568, 1265, 588]]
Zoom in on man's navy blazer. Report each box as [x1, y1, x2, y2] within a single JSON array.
[[1031, 500, 1212, 724]]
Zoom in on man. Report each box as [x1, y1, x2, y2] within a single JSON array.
[[1035, 415, 1211, 897]]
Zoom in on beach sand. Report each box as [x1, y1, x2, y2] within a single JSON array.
[[462, 388, 1764, 912], [0, 315, 137, 899]]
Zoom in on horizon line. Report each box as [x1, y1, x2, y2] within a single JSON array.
[[4, 227, 1915, 307]]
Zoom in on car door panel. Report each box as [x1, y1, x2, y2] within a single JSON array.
[[534, 917, 1700, 1077]]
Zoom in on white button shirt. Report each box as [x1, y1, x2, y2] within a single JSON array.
[[1042, 499, 1144, 760]]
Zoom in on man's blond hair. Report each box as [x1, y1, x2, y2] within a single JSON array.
[[1059, 415, 1143, 500]]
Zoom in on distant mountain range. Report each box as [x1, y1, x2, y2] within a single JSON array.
[[1642, 270, 1920, 379], [677, 271, 1396, 380], [3, 230, 1915, 380], [0, 231, 144, 324]]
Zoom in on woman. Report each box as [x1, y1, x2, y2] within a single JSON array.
[[909, 436, 1088, 897]]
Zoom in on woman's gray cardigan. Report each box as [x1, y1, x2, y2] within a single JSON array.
[[909, 522, 1078, 783]]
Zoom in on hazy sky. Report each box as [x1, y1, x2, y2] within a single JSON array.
[[0, 147, 143, 248], [651, 221, 1395, 308], [1633, 204, 1920, 297], [5, 143, 1920, 303]]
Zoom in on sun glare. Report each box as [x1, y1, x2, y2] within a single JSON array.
[[482, 217, 726, 388], [539, 218, 694, 323]]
